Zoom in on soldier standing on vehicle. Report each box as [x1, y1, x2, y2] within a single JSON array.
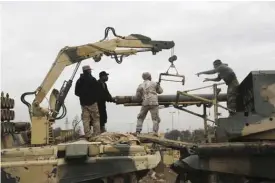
[[97, 71, 114, 133], [75, 65, 101, 141], [196, 59, 239, 116], [135, 72, 163, 136]]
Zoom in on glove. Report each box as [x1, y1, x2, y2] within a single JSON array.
[[109, 98, 116, 103]]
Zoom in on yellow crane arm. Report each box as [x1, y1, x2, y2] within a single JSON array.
[[34, 31, 172, 110], [20, 27, 175, 145], [20, 27, 174, 145], [34, 35, 173, 105]]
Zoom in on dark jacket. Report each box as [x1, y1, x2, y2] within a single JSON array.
[[75, 73, 100, 106], [97, 80, 112, 103]]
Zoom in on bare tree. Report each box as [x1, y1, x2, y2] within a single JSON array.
[[181, 130, 192, 142], [53, 127, 61, 138], [72, 115, 82, 140], [191, 128, 205, 143], [164, 128, 210, 143], [164, 130, 182, 140]]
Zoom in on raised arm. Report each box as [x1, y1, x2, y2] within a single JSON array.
[[156, 83, 163, 94], [105, 84, 113, 102], [197, 68, 217, 76], [203, 75, 222, 82]]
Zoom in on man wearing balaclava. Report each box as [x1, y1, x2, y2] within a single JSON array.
[[135, 72, 163, 136], [196, 59, 239, 116], [97, 71, 114, 133]]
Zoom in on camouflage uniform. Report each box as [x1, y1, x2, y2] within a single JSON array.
[[92, 132, 140, 145], [137, 106, 161, 133], [215, 63, 239, 114], [136, 72, 163, 133], [227, 78, 239, 115], [75, 65, 101, 140], [197, 60, 239, 115], [81, 103, 101, 138]]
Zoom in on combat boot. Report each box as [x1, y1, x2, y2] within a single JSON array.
[[86, 136, 96, 142], [132, 131, 140, 137], [100, 126, 107, 133], [151, 132, 159, 137]]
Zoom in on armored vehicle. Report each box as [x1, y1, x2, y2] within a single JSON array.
[[1, 133, 162, 183]]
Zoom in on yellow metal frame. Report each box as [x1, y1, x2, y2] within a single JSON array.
[[174, 83, 228, 142]]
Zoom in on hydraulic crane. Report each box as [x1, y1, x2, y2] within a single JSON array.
[[21, 27, 175, 145]]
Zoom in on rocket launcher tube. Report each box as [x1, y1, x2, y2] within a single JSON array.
[[113, 94, 227, 106]]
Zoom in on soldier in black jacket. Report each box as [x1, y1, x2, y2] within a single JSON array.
[[97, 71, 114, 133], [75, 65, 101, 140]]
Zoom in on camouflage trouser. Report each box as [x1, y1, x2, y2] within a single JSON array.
[[227, 79, 239, 115], [81, 103, 100, 138], [136, 105, 161, 133]]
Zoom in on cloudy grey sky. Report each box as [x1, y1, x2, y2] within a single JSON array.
[[1, 1, 275, 133]]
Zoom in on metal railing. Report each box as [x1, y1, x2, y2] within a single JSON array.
[[173, 82, 232, 143]]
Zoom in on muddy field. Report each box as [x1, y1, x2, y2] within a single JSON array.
[[139, 163, 178, 183]]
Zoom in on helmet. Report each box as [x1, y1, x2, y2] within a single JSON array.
[[142, 72, 151, 80]]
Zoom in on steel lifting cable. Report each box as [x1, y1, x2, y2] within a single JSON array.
[[171, 47, 174, 56], [165, 47, 179, 74]]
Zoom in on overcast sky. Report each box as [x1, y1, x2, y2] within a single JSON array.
[[1, 1, 275, 133]]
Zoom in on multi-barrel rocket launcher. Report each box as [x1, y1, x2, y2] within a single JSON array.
[[1, 92, 32, 149], [1, 92, 15, 122], [114, 93, 227, 110], [1, 91, 18, 135]]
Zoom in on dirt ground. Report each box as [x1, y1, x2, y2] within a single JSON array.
[[138, 163, 178, 183]]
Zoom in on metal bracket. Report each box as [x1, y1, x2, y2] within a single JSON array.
[[159, 55, 185, 85]]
